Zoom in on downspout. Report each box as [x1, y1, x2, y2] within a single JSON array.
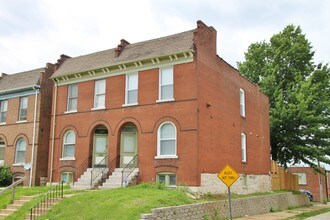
[[29, 85, 40, 187], [49, 81, 58, 184]]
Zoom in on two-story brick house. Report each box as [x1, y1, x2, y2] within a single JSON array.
[[0, 64, 54, 186], [48, 21, 271, 193]]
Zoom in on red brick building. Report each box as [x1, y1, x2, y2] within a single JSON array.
[[48, 21, 271, 193], [289, 166, 330, 202], [0, 64, 54, 186]]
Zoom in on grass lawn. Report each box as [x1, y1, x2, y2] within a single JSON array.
[[40, 183, 196, 220], [285, 207, 330, 219], [0, 186, 52, 209]]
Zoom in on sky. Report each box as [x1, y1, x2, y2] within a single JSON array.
[[0, 0, 329, 75]]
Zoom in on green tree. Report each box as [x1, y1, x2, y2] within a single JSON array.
[[237, 25, 330, 168], [0, 166, 12, 187]]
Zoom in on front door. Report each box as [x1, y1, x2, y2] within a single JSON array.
[[93, 134, 108, 167], [120, 125, 137, 168]]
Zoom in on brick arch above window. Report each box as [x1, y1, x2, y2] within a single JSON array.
[[152, 116, 182, 134]]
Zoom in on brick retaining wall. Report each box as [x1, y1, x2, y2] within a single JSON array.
[[140, 192, 310, 220]]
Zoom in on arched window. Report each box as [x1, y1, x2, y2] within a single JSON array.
[[157, 122, 177, 157], [62, 131, 75, 158], [241, 133, 247, 162], [15, 138, 26, 164]]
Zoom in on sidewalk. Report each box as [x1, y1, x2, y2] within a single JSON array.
[[235, 203, 330, 220]]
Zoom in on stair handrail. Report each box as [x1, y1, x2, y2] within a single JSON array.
[[29, 181, 64, 220], [121, 154, 138, 187], [73, 156, 92, 185], [90, 155, 108, 187], [0, 177, 25, 204]]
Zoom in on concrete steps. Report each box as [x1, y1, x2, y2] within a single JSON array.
[[71, 168, 109, 190], [99, 168, 139, 189], [0, 195, 36, 219]]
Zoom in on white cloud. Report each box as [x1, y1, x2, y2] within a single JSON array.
[[0, 0, 329, 74]]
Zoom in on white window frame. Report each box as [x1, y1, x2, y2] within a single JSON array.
[[155, 122, 178, 159], [62, 130, 76, 159], [124, 73, 138, 106], [18, 96, 28, 121], [294, 172, 307, 185], [93, 79, 106, 110], [0, 140, 5, 166], [157, 67, 174, 102], [66, 84, 78, 112], [156, 172, 176, 187], [0, 100, 8, 124], [240, 88, 246, 117], [61, 172, 73, 184], [15, 138, 26, 164], [241, 133, 247, 162]]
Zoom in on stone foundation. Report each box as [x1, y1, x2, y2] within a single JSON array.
[[195, 173, 271, 194]]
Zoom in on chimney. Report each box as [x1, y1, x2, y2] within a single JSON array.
[[0, 73, 7, 79], [115, 39, 130, 58], [55, 54, 71, 70]]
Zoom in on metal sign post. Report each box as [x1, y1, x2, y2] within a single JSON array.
[[228, 187, 233, 220], [217, 165, 239, 220]]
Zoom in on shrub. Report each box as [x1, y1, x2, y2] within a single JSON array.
[[0, 166, 12, 187]]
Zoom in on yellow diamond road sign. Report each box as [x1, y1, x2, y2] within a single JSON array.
[[217, 165, 239, 187]]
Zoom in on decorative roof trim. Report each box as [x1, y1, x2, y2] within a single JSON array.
[[54, 50, 194, 86]]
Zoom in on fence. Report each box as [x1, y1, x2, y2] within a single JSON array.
[[271, 161, 298, 191], [29, 181, 64, 219]]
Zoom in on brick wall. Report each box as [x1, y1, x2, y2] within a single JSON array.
[[288, 166, 327, 202], [140, 192, 310, 220], [194, 21, 271, 178]]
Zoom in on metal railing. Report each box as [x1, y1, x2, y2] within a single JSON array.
[[90, 155, 108, 187], [0, 177, 25, 204], [121, 154, 138, 187], [90, 155, 120, 187], [29, 181, 64, 220], [73, 156, 92, 185]]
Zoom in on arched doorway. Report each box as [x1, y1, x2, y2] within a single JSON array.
[[120, 123, 138, 168], [93, 125, 108, 167]]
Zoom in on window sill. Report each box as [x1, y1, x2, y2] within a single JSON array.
[[241, 161, 247, 164], [60, 157, 76, 161], [0, 122, 6, 126], [91, 107, 106, 111], [64, 110, 77, 114], [12, 163, 24, 167], [154, 155, 178, 159], [16, 120, 27, 124], [122, 103, 138, 107], [156, 98, 175, 103]]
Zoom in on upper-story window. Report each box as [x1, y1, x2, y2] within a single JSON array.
[[18, 96, 28, 121], [159, 67, 174, 101], [15, 138, 26, 164], [125, 73, 138, 105], [241, 133, 247, 162], [0, 100, 8, 123], [94, 79, 106, 109], [240, 88, 246, 117], [0, 139, 5, 166], [67, 84, 78, 112], [156, 122, 177, 158], [62, 130, 75, 159]]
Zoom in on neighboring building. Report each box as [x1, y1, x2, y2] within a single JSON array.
[[289, 166, 329, 202], [0, 64, 54, 186], [48, 20, 271, 193]]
